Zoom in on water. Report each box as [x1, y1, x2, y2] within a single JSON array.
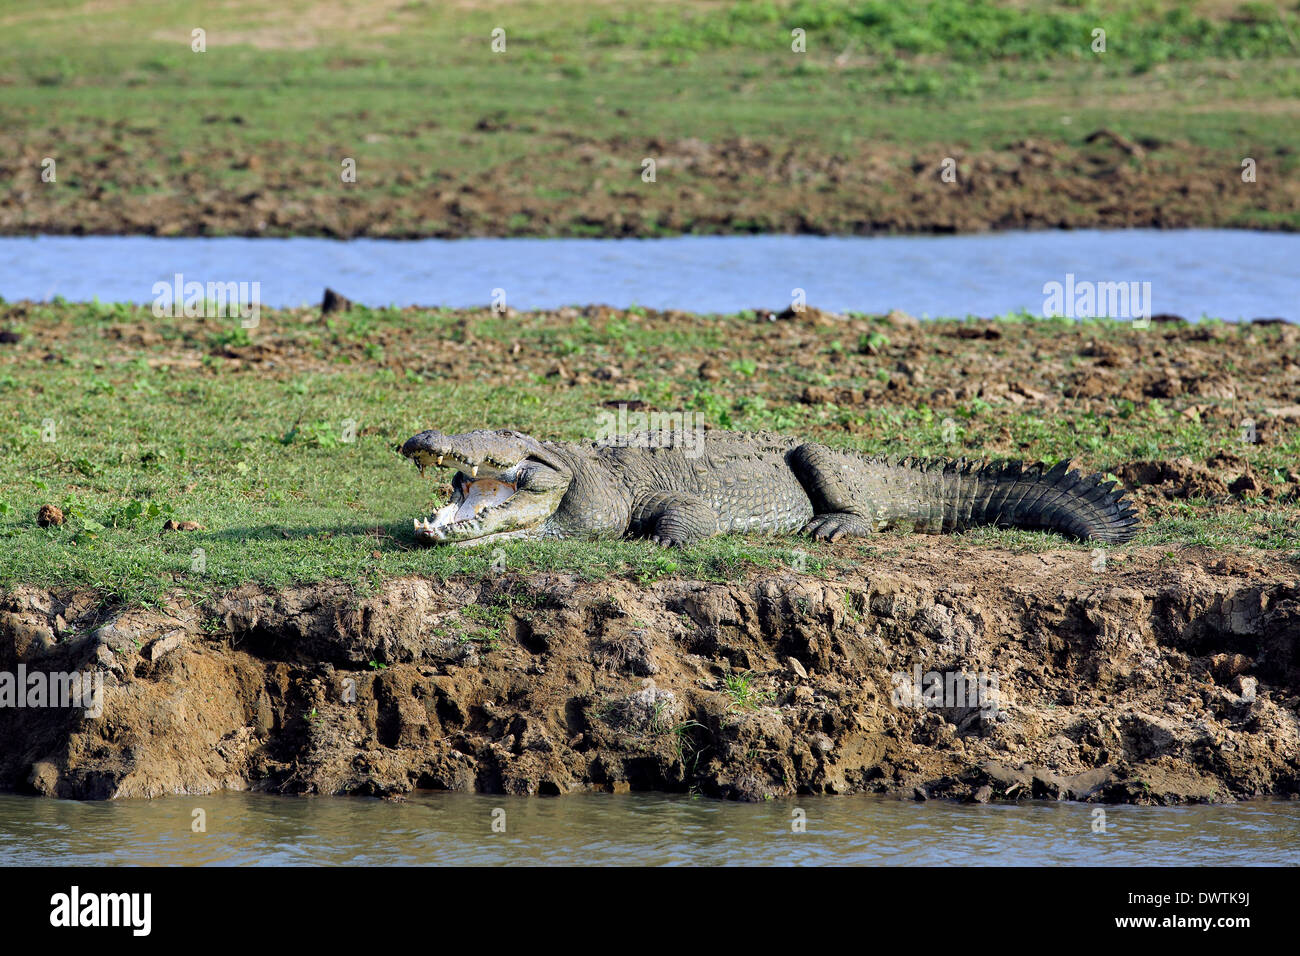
[[1, 230, 1295, 320], [1, 791, 1295, 866]]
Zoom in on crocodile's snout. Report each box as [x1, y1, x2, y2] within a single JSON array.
[[400, 428, 535, 478]]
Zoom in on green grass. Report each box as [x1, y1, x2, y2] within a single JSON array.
[[2, 299, 1297, 605], [1, 0, 1298, 234], [722, 670, 776, 711], [585, 0, 1299, 64]]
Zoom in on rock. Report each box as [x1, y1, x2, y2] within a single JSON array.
[[36, 504, 63, 527], [1234, 676, 1258, 702], [786, 656, 809, 680], [882, 309, 919, 329], [972, 784, 994, 803], [321, 288, 354, 315], [808, 732, 834, 754], [1211, 653, 1252, 682], [0, 329, 20, 345], [0, 613, 56, 656], [144, 632, 186, 662], [28, 760, 60, 796]]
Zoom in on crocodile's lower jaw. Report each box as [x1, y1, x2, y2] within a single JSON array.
[[411, 490, 560, 546], [412, 523, 537, 547]]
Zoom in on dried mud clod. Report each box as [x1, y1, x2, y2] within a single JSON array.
[[36, 505, 63, 528]]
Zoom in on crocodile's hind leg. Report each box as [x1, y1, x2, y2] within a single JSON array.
[[789, 444, 877, 541], [630, 491, 718, 547]]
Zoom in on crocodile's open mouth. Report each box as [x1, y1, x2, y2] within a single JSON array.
[[400, 429, 572, 546], [413, 470, 537, 545]]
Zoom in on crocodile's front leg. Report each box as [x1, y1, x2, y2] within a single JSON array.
[[630, 491, 718, 547]]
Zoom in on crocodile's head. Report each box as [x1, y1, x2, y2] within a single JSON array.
[[400, 429, 573, 546]]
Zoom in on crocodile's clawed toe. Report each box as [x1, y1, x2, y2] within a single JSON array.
[[803, 514, 872, 542]]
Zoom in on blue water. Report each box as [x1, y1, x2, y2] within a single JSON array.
[[1, 230, 1295, 319]]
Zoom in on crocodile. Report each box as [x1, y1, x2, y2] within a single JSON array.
[[399, 428, 1139, 547]]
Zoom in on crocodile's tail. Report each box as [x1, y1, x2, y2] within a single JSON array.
[[896, 458, 1140, 544]]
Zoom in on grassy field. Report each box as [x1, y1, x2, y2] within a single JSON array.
[[1, 0, 1298, 235], [1, 1, 1297, 603], [1, 298, 1297, 604]]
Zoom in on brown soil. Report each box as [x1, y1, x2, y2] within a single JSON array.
[[3, 545, 1299, 803], [2, 123, 1295, 237]]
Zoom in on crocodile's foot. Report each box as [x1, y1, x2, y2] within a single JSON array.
[[803, 512, 875, 542]]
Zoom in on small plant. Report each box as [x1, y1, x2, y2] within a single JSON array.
[[858, 332, 890, 354], [635, 552, 679, 585], [210, 327, 253, 350], [722, 670, 774, 712]]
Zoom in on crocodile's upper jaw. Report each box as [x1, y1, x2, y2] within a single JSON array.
[[401, 429, 572, 546]]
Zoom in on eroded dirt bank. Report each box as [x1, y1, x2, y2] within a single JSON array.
[[3, 545, 1298, 804]]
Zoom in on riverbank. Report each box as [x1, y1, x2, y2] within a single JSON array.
[[2, 0, 1298, 237], [3, 549, 1299, 803], [1, 300, 1298, 601], [3, 298, 1299, 803]]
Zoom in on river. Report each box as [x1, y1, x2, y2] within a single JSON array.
[[1, 791, 1296, 866], [0, 229, 1295, 319]]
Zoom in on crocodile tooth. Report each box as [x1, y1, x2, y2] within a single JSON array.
[[472, 465, 479, 477], [437, 456, 444, 466]]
